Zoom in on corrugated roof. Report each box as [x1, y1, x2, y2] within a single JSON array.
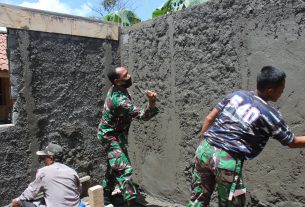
[[0, 33, 8, 71]]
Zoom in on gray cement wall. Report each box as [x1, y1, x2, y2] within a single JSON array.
[[2, 0, 305, 206], [121, 0, 305, 206], [0, 29, 119, 206]]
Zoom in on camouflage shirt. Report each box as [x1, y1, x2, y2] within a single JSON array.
[[205, 90, 294, 160], [98, 85, 159, 144]]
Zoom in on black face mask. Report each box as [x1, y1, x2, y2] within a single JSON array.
[[119, 77, 132, 88]]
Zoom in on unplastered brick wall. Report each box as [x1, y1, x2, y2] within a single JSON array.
[[0, 33, 8, 71], [121, 0, 305, 205], [0, 29, 119, 206]]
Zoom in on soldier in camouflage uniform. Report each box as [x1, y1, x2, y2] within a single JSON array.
[[189, 66, 305, 207], [97, 67, 158, 207]]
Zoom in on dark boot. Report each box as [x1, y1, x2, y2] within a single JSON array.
[[104, 196, 111, 206], [103, 190, 113, 206]]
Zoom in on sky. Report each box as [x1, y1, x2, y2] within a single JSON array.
[[0, 0, 166, 21]]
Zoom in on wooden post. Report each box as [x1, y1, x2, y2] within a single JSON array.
[[88, 185, 104, 207]]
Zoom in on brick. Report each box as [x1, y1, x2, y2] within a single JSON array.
[[88, 185, 104, 207]]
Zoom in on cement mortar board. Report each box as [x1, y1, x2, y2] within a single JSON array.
[[0, 3, 119, 40]]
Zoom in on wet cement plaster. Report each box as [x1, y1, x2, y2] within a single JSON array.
[[121, 0, 305, 206], [0, 29, 119, 206], [2, 0, 305, 206]]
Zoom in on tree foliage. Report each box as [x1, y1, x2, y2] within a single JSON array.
[[90, 0, 137, 20], [103, 10, 141, 26], [102, 0, 118, 13], [152, 0, 210, 18]]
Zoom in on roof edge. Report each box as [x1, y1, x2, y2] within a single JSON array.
[[0, 3, 119, 40]]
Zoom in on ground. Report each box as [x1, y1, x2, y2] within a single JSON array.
[[82, 189, 185, 207]]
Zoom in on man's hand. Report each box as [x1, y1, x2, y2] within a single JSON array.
[[146, 90, 157, 108], [11, 198, 21, 207]]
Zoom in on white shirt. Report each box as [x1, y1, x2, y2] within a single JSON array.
[[18, 162, 81, 207]]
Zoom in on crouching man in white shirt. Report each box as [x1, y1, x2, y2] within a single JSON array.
[[12, 143, 82, 207]]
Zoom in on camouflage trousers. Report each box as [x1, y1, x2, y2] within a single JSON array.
[[188, 139, 246, 207], [102, 135, 137, 201]]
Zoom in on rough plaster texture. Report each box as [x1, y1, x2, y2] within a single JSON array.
[[121, 0, 305, 206], [2, 0, 305, 206], [0, 29, 119, 206]]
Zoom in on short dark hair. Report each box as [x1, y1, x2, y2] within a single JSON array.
[[38, 154, 63, 163], [107, 67, 119, 85], [257, 66, 286, 91], [53, 155, 63, 163]]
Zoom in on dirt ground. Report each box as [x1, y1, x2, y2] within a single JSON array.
[[82, 190, 185, 207]]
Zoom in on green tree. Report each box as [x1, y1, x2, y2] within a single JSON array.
[[103, 10, 141, 26], [90, 0, 140, 26], [89, 0, 133, 18], [98, 0, 118, 14], [152, 0, 209, 18]]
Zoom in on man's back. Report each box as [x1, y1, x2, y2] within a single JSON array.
[[205, 90, 294, 159], [39, 162, 81, 207]]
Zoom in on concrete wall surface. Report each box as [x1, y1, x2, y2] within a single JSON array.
[[2, 0, 305, 206], [0, 29, 119, 206], [121, 0, 305, 206]]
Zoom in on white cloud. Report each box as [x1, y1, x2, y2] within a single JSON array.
[[73, 3, 92, 17], [1, 0, 12, 4], [19, 0, 92, 17]]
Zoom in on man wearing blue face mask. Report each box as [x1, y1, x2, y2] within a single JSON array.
[[97, 66, 159, 207]]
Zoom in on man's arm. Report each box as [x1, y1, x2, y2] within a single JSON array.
[[12, 170, 44, 205], [76, 174, 82, 193], [288, 136, 305, 148], [199, 108, 220, 141], [119, 90, 158, 121]]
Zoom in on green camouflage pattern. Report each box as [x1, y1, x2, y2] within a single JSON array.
[[103, 138, 137, 201], [98, 86, 158, 202], [188, 139, 246, 207], [98, 85, 159, 143]]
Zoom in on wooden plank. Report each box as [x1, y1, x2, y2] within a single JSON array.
[[80, 175, 91, 183], [0, 3, 119, 40]]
